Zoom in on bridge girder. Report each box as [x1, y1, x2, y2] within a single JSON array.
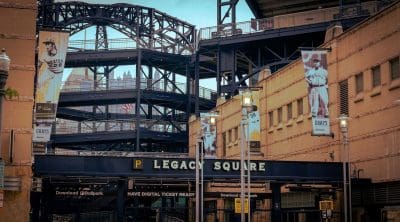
[[38, 1, 196, 54]]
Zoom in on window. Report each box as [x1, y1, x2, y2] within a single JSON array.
[[339, 80, 349, 115], [390, 57, 399, 80], [228, 129, 232, 143], [372, 65, 381, 87], [222, 132, 226, 154], [234, 127, 238, 141], [287, 103, 292, 120], [355, 73, 364, 94], [268, 111, 274, 127], [277, 107, 282, 123], [297, 98, 303, 116]]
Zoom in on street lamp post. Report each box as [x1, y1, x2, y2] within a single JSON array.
[[196, 113, 217, 222], [241, 89, 253, 222], [195, 133, 201, 222], [339, 114, 351, 222], [0, 49, 10, 159]]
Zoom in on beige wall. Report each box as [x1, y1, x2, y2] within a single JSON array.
[[0, 0, 36, 221], [189, 2, 400, 183]]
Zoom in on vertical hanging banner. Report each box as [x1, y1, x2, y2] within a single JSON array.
[[301, 50, 331, 136], [33, 31, 69, 144], [248, 90, 260, 151], [200, 113, 217, 158]]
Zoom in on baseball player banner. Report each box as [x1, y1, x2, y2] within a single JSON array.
[[248, 90, 260, 151], [33, 31, 69, 144], [200, 113, 217, 158], [301, 50, 331, 136]]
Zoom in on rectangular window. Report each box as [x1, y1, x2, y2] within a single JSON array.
[[222, 132, 226, 154], [355, 73, 363, 93], [339, 80, 349, 115], [297, 98, 303, 116], [234, 127, 238, 141], [287, 103, 292, 120], [372, 65, 381, 87], [390, 57, 399, 80], [277, 107, 282, 123], [268, 111, 274, 127], [228, 129, 232, 143]]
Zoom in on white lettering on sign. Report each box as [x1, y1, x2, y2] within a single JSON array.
[[153, 160, 199, 170], [127, 191, 194, 197], [152, 160, 266, 172], [55, 191, 103, 196], [213, 161, 266, 172]]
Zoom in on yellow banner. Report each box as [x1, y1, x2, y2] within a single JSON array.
[[234, 198, 249, 214]]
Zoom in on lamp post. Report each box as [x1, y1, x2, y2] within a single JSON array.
[[0, 49, 10, 160], [241, 89, 253, 222], [339, 114, 351, 222], [196, 112, 217, 222]]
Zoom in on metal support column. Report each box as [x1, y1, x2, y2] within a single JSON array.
[[135, 49, 142, 151], [271, 183, 282, 222], [186, 64, 191, 152], [240, 108, 248, 222], [217, 47, 221, 96], [104, 66, 110, 130], [217, 0, 238, 26], [116, 179, 127, 222], [195, 52, 200, 116], [148, 66, 153, 119], [161, 197, 167, 222]]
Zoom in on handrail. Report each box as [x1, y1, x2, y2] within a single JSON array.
[[61, 79, 216, 100], [198, 1, 376, 40], [68, 38, 194, 55], [55, 119, 187, 135]]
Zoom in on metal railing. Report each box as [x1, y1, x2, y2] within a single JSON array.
[[198, 1, 377, 40], [52, 150, 190, 158], [68, 38, 194, 55], [55, 119, 186, 135], [68, 38, 136, 52], [61, 79, 216, 100]]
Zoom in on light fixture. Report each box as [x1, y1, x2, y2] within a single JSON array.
[[0, 49, 11, 94], [210, 116, 216, 125], [339, 114, 348, 130], [242, 89, 253, 108]]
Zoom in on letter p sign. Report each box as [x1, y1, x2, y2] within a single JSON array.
[[133, 159, 143, 170]]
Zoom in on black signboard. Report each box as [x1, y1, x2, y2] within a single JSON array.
[[35, 155, 344, 183]]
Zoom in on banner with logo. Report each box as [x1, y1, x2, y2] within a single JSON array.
[[200, 113, 217, 158], [33, 31, 69, 145], [301, 50, 330, 136], [248, 90, 260, 151]]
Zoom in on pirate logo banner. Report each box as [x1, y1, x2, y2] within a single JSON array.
[[301, 50, 331, 136], [200, 113, 217, 158], [33, 31, 69, 143]]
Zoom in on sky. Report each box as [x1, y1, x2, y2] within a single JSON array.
[[58, 0, 254, 89]]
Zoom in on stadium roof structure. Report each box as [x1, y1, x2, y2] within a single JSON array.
[[246, 0, 346, 18]]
